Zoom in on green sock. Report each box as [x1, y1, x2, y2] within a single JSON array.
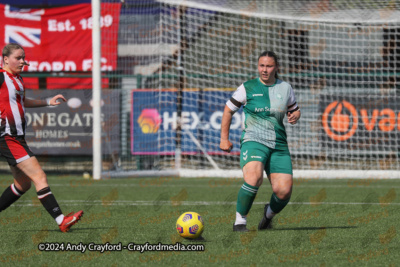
[[269, 192, 290, 214], [236, 182, 259, 216]]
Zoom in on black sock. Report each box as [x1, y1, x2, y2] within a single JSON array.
[[37, 187, 63, 219], [0, 184, 25, 212]]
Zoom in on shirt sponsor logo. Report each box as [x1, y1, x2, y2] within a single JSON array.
[[252, 94, 263, 96], [251, 156, 262, 159], [254, 107, 284, 113]]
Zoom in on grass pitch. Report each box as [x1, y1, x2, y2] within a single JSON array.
[[0, 175, 398, 266]]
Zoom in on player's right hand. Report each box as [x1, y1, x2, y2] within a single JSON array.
[[220, 139, 233, 153], [49, 94, 67, 106]]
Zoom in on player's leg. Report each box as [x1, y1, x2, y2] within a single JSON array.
[[1, 135, 83, 232], [267, 173, 293, 217], [13, 168, 32, 192], [0, 167, 31, 212], [234, 142, 269, 232], [259, 149, 293, 230], [14, 156, 83, 232], [0, 136, 32, 212], [13, 157, 65, 221]]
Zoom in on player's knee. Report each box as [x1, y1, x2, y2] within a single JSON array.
[[33, 172, 48, 187], [14, 181, 31, 193], [244, 172, 263, 187], [20, 181, 32, 192], [251, 177, 264, 187], [275, 186, 292, 200]]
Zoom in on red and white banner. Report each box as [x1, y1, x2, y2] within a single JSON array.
[[0, 3, 121, 73]]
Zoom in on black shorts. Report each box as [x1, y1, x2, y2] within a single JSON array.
[[0, 135, 35, 166]]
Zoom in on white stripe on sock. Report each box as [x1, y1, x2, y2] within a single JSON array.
[[38, 192, 52, 199], [242, 184, 258, 193], [11, 184, 21, 197]]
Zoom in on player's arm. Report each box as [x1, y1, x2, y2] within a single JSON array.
[[220, 105, 235, 152], [287, 85, 300, 125], [219, 84, 246, 152], [25, 94, 67, 108]]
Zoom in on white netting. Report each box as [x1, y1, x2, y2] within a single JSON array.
[[112, 0, 400, 178]]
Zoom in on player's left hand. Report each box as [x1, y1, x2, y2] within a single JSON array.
[[288, 110, 301, 125], [49, 94, 67, 106]]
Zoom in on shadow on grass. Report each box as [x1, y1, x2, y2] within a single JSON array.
[[272, 226, 357, 231], [183, 236, 211, 243], [7, 227, 113, 233]]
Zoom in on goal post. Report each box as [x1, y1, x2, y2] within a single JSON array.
[[92, 0, 102, 180], [104, 0, 400, 179]]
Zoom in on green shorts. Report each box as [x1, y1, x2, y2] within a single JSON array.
[[240, 141, 293, 175]]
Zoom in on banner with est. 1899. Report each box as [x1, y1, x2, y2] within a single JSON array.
[[0, 3, 120, 72]]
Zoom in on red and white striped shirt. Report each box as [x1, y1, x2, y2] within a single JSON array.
[[0, 69, 26, 136]]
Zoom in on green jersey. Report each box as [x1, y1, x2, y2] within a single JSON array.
[[226, 78, 299, 150]]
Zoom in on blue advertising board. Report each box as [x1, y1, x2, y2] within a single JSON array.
[[131, 89, 243, 155]]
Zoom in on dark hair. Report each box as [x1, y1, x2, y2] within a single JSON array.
[[2, 43, 24, 60], [258, 51, 279, 79]]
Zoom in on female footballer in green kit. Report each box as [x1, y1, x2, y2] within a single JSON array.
[[220, 51, 301, 232]]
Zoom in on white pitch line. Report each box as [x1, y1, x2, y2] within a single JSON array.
[[47, 184, 400, 188], [11, 201, 400, 206]]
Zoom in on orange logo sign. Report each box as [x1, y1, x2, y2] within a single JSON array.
[[137, 109, 162, 134], [322, 101, 358, 141]]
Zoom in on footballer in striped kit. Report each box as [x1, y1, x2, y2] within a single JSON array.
[[0, 43, 83, 232]]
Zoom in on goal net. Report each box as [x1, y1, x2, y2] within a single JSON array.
[[109, 0, 400, 178]]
